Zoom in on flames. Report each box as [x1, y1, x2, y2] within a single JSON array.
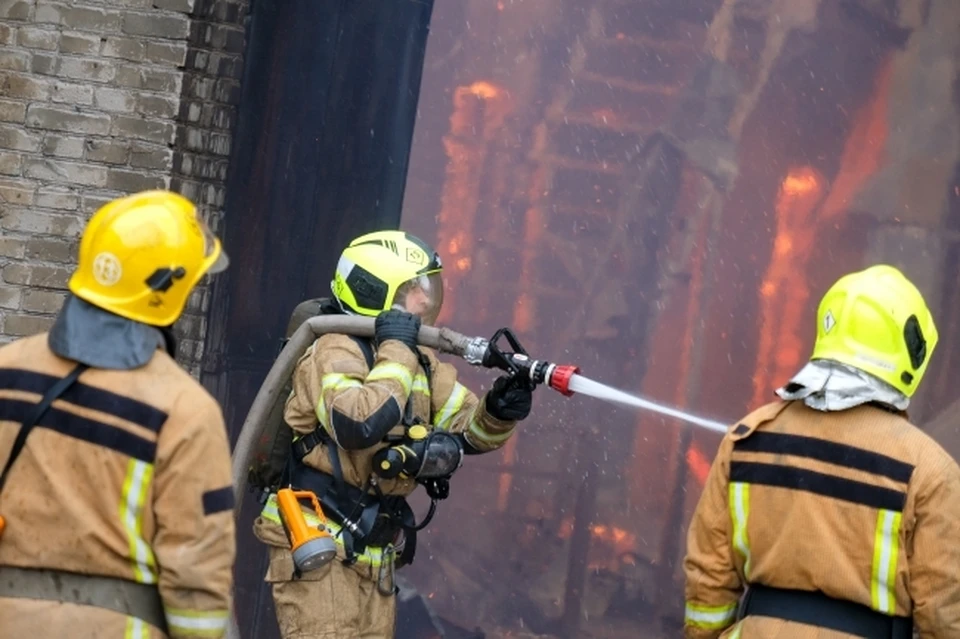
[[750, 166, 825, 408], [556, 517, 638, 570], [434, 79, 511, 324]]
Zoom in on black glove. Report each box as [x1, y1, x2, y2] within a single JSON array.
[[374, 309, 421, 353], [485, 375, 532, 421]]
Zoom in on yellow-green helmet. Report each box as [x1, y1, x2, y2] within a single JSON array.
[[332, 230, 444, 325], [811, 264, 938, 397]]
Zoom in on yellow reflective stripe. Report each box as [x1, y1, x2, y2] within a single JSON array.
[[315, 373, 363, 425], [366, 363, 413, 395], [433, 383, 468, 431], [467, 417, 513, 446], [729, 482, 751, 579], [165, 608, 229, 637], [260, 495, 390, 568], [412, 374, 430, 397], [120, 459, 156, 584], [871, 509, 902, 614], [124, 616, 148, 639], [684, 602, 737, 629]]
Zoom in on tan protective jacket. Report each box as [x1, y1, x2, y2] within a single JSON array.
[[284, 333, 516, 494], [683, 400, 960, 639], [254, 333, 517, 572], [0, 334, 236, 639]]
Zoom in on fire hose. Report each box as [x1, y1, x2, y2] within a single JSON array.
[[226, 316, 579, 638]]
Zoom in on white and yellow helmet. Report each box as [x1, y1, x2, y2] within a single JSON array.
[[332, 230, 444, 325]]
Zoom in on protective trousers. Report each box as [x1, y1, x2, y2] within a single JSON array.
[[0, 598, 165, 639], [266, 545, 396, 639], [256, 514, 397, 639]]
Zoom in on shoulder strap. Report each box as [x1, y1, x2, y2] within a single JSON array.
[[348, 335, 375, 369], [0, 363, 88, 495]]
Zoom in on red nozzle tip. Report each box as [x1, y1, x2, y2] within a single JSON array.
[[549, 365, 580, 397]]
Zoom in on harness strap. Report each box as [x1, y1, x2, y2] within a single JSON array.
[[0, 566, 168, 632], [0, 364, 87, 496], [741, 584, 912, 639]]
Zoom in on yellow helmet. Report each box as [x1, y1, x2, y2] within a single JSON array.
[[69, 190, 229, 327], [332, 230, 444, 325], [810, 264, 938, 397]]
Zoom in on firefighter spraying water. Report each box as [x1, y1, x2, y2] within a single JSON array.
[[229, 230, 734, 639]]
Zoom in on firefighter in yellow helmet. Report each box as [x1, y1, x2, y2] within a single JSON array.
[[252, 230, 532, 638], [0, 191, 236, 638], [683, 264, 960, 638]]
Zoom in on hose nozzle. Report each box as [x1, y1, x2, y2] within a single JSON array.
[[462, 328, 580, 397]]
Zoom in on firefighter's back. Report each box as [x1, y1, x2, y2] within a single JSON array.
[[0, 332, 233, 639], [731, 400, 960, 638]]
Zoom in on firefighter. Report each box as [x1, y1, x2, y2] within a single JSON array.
[[683, 264, 960, 638], [0, 191, 236, 639], [252, 230, 533, 638]]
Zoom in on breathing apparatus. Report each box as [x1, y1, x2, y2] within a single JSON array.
[[275, 488, 338, 573], [373, 425, 464, 482]]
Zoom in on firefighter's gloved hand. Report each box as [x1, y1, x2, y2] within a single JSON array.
[[375, 309, 422, 353], [485, 375, 532, 421]]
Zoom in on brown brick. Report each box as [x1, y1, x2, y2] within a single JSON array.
[[0, 24, 14, 45], [0, 238, 26, 259], [2, 263, 72, 289], [101, 36, 144, 61], [137, 93, 178, 119], [24, 158, 108, 187], [130, 143, 172, 170], [145, 41, 187, 66], [85, 139, 129, 164], [152, 0, 195, 11], [58, 56, 116, 83], [35, 186, 79, 210], [80, 191, 121, 214], [105, 168, 166, 191], [0, 124, 41, 152], [0, 285, 22, 310], [60, 31, 102, 55], [26, 105, 110, 134], [32, 189, 74, 212], [0, 49, 30, 72], [115, 65, 182, 93], [29, 51, 57, 75], [123, 12, 189, 38], [42, 134, 85, 159], [25, 237, 74, 262], [61, 5, 123, 32], [211, 0, 244, 24], [0, 151, 21, 175], [93, 86, 137, 112], [0, 177, 33, 205], [21, 289, 67, 313], [50, 80, 94, 105], [0, 208, 83, 236], [33, 1, 65, 24], [0, 0, 32, 20], [110, 115, 175, 144], [2, 314, 56, 336], [17, 26, 58, 50], [0, 71, 51, 99]]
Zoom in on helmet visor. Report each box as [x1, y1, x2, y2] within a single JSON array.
[[391, 272, 443, 325], [198, 216, 229, 274]]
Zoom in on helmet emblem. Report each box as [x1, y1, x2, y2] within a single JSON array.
[[406, 247, 425, 265], [92, 252, 122, 287], [823, 310, 836, 334]]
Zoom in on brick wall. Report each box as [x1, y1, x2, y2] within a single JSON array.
[[0, 0, 250, 376]]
